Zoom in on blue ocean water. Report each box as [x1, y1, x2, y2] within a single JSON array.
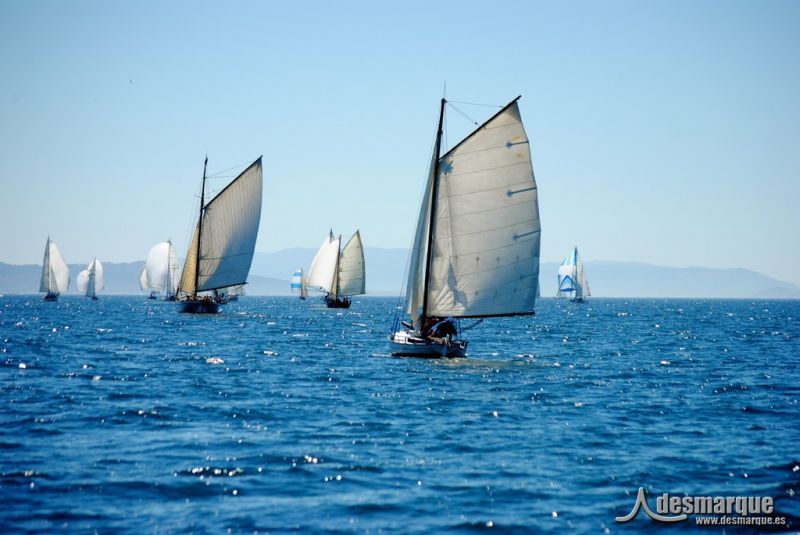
[[1, 295, 798, 533]]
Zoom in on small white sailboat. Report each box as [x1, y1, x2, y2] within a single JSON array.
[[39, 237, 70, 301], [389, 96, 541, 358], [141, 240, 180, 300], [218, 284, 245, 302], [77, 258, 104, 300], [557, 247, 590, 302], [177, 156, 263, 313], [291, 268, 308, 300], [306, 230, 366, 308], [138, 265, 154, 299]]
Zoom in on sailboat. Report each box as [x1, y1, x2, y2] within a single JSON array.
[[389, 96, 541, 357], [306, 230, 366, 308], [77, 258, 104, 300], [138, 265, 155, 299], [557, 247, 590, 302], [40, 237, 70, 301], [176, 156, 263, 313], [291, 268, 308, 300], [140, 240, 180, 300], [218, 284, 245, 302]]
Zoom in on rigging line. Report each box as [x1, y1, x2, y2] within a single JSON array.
[[206, 160, 251, 178], [447, 99, 503, 108], [447, 102, 479, 125]]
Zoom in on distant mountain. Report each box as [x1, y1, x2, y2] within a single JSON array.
[[2, 252, 799, 298]]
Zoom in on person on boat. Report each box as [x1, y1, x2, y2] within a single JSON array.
[[423, 316, 457, 344]]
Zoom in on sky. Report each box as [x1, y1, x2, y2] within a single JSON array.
[[1, 0, 798, 286]]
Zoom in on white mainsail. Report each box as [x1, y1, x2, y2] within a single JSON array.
[[406, 98, 540, 324], [300, 270, 308, 299], [138, 265, 149, 291], [144, 240, 180, 296], [178, 158, 263, 296], [336, 231, 366, 297], [84, 258, 103, 298], [77, 270, 89, 293], [307, 230, 366, 298], [307, 232, 341, 294], [39, 237, 70, 295]]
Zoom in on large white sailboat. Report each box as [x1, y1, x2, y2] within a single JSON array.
[[389, 96, 541, 358], [140, 240, 180, 300], [77, 258, 104, 300], [291, 268, 308, 300], [39, 237, 70, 301], [557, 247, 590, 302], [306, 230, 365, 308], [177, 156, 263, 313]]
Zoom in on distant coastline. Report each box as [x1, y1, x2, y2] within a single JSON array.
[[2, 248, 799, 299]]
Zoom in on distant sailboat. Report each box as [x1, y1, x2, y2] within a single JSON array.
[[291, 268, 308, 300], [307, 230, 366, 308], [141, 240, 180, 300], [218, 284, 245, 302], [557, 247, 590, 302], [177, 156, 263, 313], [389, 96, 541, 357], [77, 258, 104, 300], [40, 237, 70, 301], [138, 265, 155, 299]]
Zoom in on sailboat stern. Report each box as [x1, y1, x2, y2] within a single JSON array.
[[177, 298, 221, 314], [388, 330, 467, 358]]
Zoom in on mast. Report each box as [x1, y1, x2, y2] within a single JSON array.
[[332, 234, 342, 299], [421, 97, 446, 325], [194, 156, 208, 298]]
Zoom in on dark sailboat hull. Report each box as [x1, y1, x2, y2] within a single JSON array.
[[43, 293, 58, 302], [325, 295, 351, 308], [177, 300, 220, 314]]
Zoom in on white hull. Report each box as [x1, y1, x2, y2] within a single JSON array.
[[388, 330, 467, 358]]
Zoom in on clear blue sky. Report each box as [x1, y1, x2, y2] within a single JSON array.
[[1, 0, 798, 286]]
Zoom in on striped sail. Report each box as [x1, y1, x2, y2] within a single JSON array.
[[557, 247, 589, 299], [291, 269, 303, 290]]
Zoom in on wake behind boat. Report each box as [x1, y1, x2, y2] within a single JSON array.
[[389, 96, 541, 358], [176, 156, 263, 314]]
